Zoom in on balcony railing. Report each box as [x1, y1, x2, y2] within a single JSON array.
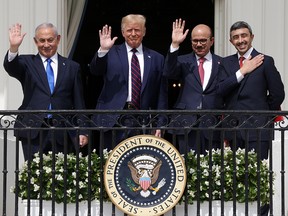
[[0, 110, 287, 216]]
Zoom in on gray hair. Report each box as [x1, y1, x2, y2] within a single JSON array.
[[35, 23, 58, 36]]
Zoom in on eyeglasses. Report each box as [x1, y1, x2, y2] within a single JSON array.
[[191, 37, 211, 45]]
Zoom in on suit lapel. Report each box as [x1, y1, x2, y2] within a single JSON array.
[[189, 54, 202, 86], [237, 49, 259, 94], [205, 55, 220, 90], [142, 46, 152, 92], [118, 44, 129, 84], [35, 54, 51, 94], [54, 55, 66, 94]]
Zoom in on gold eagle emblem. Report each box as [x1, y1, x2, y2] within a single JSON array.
[[127, 154, 166, 198]]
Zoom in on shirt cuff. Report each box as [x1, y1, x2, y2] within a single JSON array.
[[170, 44, 179, 53], [8, 50, 18, 62], [97, 47, 109, 58], [236, 70, 244, 82]]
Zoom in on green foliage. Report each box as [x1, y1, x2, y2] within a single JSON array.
[[13, 147, 273, 205], [12, 150, 110, 203], [184, 148, 272, 205]]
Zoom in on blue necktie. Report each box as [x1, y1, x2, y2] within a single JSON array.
[[46, 58, 54, 116], [46, 58, 54, 93], [131, 48, 141, 109]]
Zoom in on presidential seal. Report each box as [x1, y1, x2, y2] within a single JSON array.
[[104, 135, 186, 216]]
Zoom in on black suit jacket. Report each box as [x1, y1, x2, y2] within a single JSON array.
[[217, 49, 285, 141], [3, 52, 86, 140], [90, 43, 168, 127], [163, 50, 223, 137]]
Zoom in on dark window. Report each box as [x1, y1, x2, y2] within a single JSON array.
[[72, 0, 214, 109]]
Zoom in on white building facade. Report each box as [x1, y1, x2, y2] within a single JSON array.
[[0, 0, 287, 215]]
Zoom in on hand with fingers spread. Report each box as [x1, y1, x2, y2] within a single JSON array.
[[9, 23, 27, 53], [171, 19, 189, 48], [89, 14, 167, 151], [164, 22, 222, 155], [240, 54, 264, 75], [4, 22, 87, 162], [99, 24, 118, 51], [217, 20, 285, 164]]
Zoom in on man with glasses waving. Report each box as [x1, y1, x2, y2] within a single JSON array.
[[163, 19, 223, 154]]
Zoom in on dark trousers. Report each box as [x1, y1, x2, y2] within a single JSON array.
[[21, 129, 75, 161], [229, 138, 270, 160], [99, 113, 151, 151], [229, 138, 270, 216], [101, 129, 141, 151], [177, 130, 221, 155]]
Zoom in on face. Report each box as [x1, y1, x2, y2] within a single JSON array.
[[229, 28, 254, 56], [34, 27, 60, 58], [122, 21, 146, 48], [191, 25, 214, 57]]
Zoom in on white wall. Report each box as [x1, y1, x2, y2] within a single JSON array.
[[214, 0, 288, 215], [215, 0, 288, 109], [0, 0, 287, 215], [0, 1, 65, 215], [0, 0, 66, 110]]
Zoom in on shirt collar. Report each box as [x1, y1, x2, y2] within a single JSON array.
[[238, 47, 254, 59], [126, 43, 143, 54], [196, 51, 212, 61], [40, 53, 58, 63]]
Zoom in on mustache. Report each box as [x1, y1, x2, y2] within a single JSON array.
[[237, 41, 246, 46]]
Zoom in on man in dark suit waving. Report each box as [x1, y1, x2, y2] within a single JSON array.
[[4, 23, 88, 161], [163, 19, 223, 154], [90, 14, 168, 150]]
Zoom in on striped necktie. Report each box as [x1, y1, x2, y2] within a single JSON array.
[[131, 48, 141, 109]]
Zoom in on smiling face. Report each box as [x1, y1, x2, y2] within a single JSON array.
[[33, 25, 60, 58], [191, 24, 214, 57], [121, 14, 146, 49], [229, 27, 254, 56]]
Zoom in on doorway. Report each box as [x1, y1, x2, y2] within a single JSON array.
[[72, 0, 215, 109]]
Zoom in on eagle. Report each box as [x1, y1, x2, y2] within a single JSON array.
[[128, 156, 162, 198]]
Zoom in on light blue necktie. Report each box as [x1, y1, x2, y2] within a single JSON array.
[[46, 58, 54, 116]]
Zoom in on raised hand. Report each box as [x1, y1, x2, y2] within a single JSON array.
[[240, 54, 264, 75], [9, 23, 26, 53], [99, 25, 118, 51], [171, 19, 189, 48]]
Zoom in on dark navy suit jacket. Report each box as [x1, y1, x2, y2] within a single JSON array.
[[217, 49, 285, 141], [3, 52, 86, 140], [90, 43, 168, 127], [163, 50, 223, 138]]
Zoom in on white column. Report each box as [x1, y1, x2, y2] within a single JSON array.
[[214, 1, 288, 215], [0, 0, 66, 110], [0, 1, 65, 215]]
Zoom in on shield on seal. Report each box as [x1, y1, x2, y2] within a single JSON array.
[[139, 176, 151, 191]]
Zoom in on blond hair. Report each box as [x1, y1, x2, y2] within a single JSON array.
[[121, 14, 146, 31]]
